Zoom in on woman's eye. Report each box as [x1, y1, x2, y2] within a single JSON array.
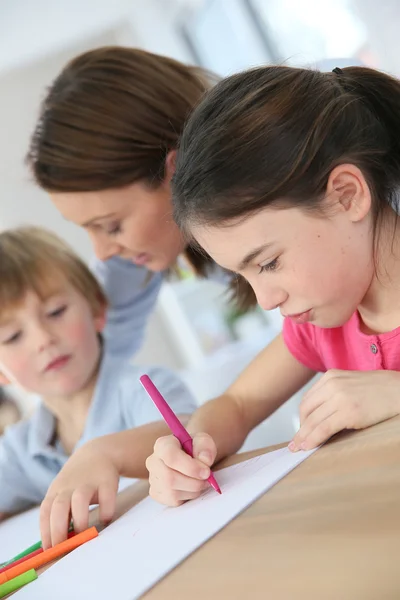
[[107, 223, 121, 236], [259, 258, 279, 274]]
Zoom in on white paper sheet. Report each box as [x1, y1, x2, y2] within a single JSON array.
[[14, 447, 315, 599], [0, 506, 41, 564]]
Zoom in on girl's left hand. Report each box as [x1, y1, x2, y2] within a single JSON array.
[[289, 369, 400, 451]]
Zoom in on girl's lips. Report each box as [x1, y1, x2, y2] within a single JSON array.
[[286, 309, 312, 324]]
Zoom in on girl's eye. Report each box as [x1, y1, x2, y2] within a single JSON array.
[[3, 331, 21, 345], [259, 258, 279, 274], [48, 305, 67, 318], [107, 223, 121, 236]]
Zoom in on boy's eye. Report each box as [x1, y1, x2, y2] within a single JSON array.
[[2, 331, 22, 345], [48, 305, 67, 318], [259, 258, 279, 274]]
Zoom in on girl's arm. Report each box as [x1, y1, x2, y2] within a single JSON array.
[[146, 333, 315, 506]]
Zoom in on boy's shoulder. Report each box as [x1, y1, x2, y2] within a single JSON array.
[[95, 354, 196, 428], [0, 397, 55, 461], [0, 413, 35, 457], [99, 354, 177, 391], [99, 353, 143, 385]]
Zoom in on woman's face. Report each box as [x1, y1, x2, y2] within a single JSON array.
[[51, 176, 185, 272]]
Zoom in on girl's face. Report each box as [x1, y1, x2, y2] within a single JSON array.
[[191, 166, 376, 328], [50, 153, 185, 272]]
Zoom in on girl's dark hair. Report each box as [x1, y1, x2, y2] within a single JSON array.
[[173, 65, 400, 256], [26, 47, 255, 307]]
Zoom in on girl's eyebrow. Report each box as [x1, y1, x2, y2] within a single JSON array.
[[237, 243, 273, 271]]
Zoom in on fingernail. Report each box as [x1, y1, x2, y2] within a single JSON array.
[[198, 451, 211, 464], [199, 468, 210, 479], [288, 441, 295, 452]]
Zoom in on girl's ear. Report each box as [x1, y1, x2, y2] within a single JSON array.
[[326, 163, 371, 222]]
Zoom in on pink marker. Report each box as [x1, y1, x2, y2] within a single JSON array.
[[140, 374, 221, 495]]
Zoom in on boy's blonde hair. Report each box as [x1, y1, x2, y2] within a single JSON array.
[[0, 227, 107, 317]]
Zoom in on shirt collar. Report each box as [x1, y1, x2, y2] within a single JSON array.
[[28, 400, 60, 459], [26, 351, 116, 459]]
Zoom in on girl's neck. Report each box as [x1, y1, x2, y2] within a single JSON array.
[[359, 214, 400, 334]]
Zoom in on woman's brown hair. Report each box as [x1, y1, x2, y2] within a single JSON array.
[[27, 46, 256, 310]]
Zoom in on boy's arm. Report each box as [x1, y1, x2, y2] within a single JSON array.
[[76, 418, 191, 479], [39, 418, 189, 550], [40, 364, 197, 549]]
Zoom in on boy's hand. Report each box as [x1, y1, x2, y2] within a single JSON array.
[[40, 442, 119, 549], [290, 369, 400, 451], [146, 432, 217, 506]]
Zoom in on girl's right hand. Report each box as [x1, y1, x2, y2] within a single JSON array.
[[146, 433, 217, 506]]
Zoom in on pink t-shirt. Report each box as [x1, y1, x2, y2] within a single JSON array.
[[283, 311, 400, 372]]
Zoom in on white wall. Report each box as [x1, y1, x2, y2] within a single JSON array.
[[0, 31, 119, 258], [118, 0, 195, 62], [352, 0, 400, 76]]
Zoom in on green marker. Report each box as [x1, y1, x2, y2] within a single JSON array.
[[0, 541, 42, 569], [0, 569, 37, 598], [1, 522, 75, 568]]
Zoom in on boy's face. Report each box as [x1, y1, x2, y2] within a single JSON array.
[[0, 285, 104, 398]]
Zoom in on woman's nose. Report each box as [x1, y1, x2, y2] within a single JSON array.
[[90, 233, 121, 262]]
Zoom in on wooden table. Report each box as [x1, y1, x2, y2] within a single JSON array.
[[40, 417, 400, 600]]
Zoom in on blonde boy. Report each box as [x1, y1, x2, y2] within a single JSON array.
[[0, 227, 195, 539]]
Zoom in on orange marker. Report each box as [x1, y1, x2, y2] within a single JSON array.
[[0, 527, 98, 584], [0, 532, 76, 575]]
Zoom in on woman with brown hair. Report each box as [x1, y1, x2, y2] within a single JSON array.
[[26, 47, 260, 545], [27, 46, 255, 360]]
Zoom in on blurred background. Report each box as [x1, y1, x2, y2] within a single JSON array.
[[0, 0, 397, 448]]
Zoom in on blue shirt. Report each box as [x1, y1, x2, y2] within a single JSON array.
[[0, 353, 196, 514], [92, 256, 227, 359], [92, 257, 164, 359]]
